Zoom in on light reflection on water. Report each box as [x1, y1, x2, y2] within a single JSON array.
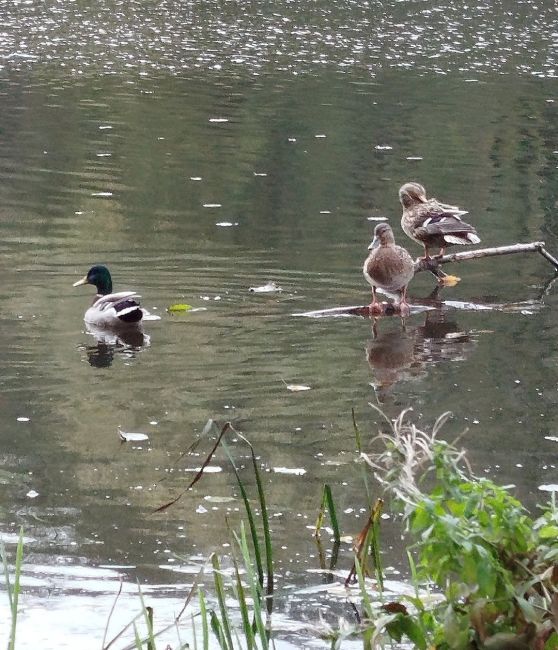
[[0, 0, 557, 644]]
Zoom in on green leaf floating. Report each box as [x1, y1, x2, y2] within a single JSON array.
[[167, 303, 193, 313]]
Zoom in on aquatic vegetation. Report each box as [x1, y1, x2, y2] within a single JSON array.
[[359, 408, 558, 648], [1, 528, 24, 650], [6, 413, 558, 649]]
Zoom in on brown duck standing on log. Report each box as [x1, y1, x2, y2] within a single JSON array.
[[399, 182, 480, 259], [363, 222, 415, 316]]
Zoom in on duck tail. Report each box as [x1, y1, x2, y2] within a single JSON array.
[[115, 300, 143, 323]]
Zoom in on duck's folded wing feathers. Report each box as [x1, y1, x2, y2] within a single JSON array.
[[92, 291, 141, 311], [417, 214, 480, 244]]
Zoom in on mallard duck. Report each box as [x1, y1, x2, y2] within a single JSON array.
[[73, 265, 148, 328], [363, 222, 415, 316], [399, 182, 480, 259]]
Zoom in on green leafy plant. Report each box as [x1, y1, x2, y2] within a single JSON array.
[[361, 408, 558, 649]]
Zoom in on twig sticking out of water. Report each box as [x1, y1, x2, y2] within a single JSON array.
[[414, 241, 558, 278]]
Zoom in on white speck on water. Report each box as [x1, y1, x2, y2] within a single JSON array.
[[209, 118, 229, 123], [203, 203, 221, 208], [190, 176, 202, 181], [288, 138, 297, 142], [515, 379, 521, 384], [344, 508, 354, 514], [367, 216, 388, 221], [91, 192, 113, 197], [473, 419, 479, 424], [26, 490, 39, 499], [375, 145, 393, 150], [17, 417, 30, 422], [539, 484, 558, 492], [272, 467, 306, 475], [196, 505, 208, 514], [315, 134, 326, 138], [253, 172, 267, 177], [319, 210, 331, 214], [215, 222, 238, 227], [99, 125, 113, 130], [149, 421, 158, 425], [406, 156, 423, 161], [545, 436, 558, 442], [516, 463, 523, 468]]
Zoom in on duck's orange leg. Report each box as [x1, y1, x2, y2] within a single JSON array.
[[369, 287, 383, 315], [398, 286, 411, 317]]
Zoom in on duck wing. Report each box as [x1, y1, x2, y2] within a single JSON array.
[[92, 291, 143, 323], [415, 200, 480, 245]]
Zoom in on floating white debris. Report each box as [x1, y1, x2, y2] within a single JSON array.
[[186, 466, 222, 474], [249, 281, 282, 293], [203, 203, 222, 208], [272, 467, 307, 475], [17, 417, 30, 422], [216, 222, 239, 227], [375, 145, 393, 150], [26, 490, 39, 499], [204, 495, 236, 503], [99, 125, 113, 130], [315, 134, 327, 138], [196, 505, 208, 514], [539, 484, 558, 492], [209, 118, 229, 123], [91, 192, 113, 197], [286, 384, 311, 392], [118, 430, 149, 442], [319, 210, 331, 214], [406, 156, 423, 161], [190, 176, 202, 181], [288, 138, 297, 142], [253, 172, 267, 177], [545, 436, 558, 442], [367, 216, 388, 221]]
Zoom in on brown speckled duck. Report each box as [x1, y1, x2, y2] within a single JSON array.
[[399, 182, 480, 259], [363, 222, 415, 316]]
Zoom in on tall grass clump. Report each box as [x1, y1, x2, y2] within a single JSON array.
[[1, 527, 24, 650], [359, 407, 558, 649]]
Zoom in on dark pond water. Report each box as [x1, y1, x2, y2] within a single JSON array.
[[0, 0, 557, 646]]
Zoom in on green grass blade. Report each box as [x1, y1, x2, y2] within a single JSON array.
[[132, 623, 143, 649], [135, 583, 156, 650], [323, 485, 341, 544], [211, 554, 234, 650], [222, 441, 265, 588], [191, 613, 198, 650], [352, 408, 363, 454], [209, 610, 229, 649], [248, 444, 274, 612], [8, 527, 24, 650], [232, 556, 255, 649], [236, 523, 269, 650], [354, 555, 374, 620], [198, 588, 209, 650], [370, 501, 384, 592]]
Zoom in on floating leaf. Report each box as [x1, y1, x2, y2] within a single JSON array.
[[249, 281, 282, 293], [118, 430, 149, 442], [167, 303, 193, 313], [286, 384, 311, 392]]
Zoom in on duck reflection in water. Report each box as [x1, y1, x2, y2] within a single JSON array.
[[366, 310, 475, 402], [81, 323, 150, 368]]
